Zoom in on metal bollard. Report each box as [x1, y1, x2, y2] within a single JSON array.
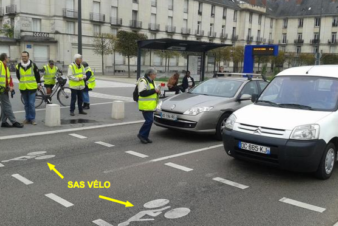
[[45, 104, 61, 127], [112, 101, 125, 119]]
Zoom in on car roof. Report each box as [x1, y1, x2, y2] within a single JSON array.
[[277, 65, 338, 78], [213, 77, 264, 82]]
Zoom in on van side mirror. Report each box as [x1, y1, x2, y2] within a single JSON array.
[[251, 94, 258, 103], [239, 94, 252, 101]]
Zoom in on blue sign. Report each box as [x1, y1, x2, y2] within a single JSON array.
[[26, 44, 32, 49]]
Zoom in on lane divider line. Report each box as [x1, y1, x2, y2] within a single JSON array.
[[151, 144, 223, 162], [45, 193, 74, 208], [213, 177, 249, 190], [0, 163, 4, 167], [125, 151, 149, 158], [165, 162, 193, 172], [69, 133, 87, 139], [279, 197, 326, 213], [12, 174, 33, 185], [95, 141, 115, 148], [93, 219, 114, 226]]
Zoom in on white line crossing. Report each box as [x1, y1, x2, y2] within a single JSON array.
[[95, 141, 115, 148], [93, 219, 114, 226], [0, 163, 4, 167], [69, 134, 87, 139], [279, 197, 326, 213], [45, 193, 74, 208], [213, 177, 249, 190], [165, 162, 193, 172], [12, 174, 33, 185], [126, 151, 149, 158]]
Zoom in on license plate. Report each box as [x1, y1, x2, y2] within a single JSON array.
[[238, 141, 271, 155], [161, 112, 177, 121]]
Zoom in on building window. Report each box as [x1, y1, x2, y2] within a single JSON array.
[[132, 10, 138, 21], [198, 2, 202, 15], [184, 0, 188, 13], [233, 10, 237, 22], [197, 21, 201, 33], [283, 18, 288, 28], [151, 0, 157, 7], [281, 46, 286, 52], [111, 28, 117, 36], [313, 47, 319, 54], [183, 19, 188, 29], [249, 12, 253, 23], [66, 21, 75, 34], [168, 0, 173, 10], [211, 5, 215, 17], [221, 25, 225, 35], [133, 0, 138, 3], [298, 18, 303, 27], [270, 18, 273, 28], [32, 18, 41, 32], [296, 46, 301, 55], [168, 16, 173, 27], [257, 30, 261, 38], [232, 27, 236, 36], [269, 33, 272, 42], [150, 13, 156, 27], [94, 25, 101, 35], [258, 15, 262, 25], [223, 8, 227, 19], [297, 33, 302, 40], [210, 23, 214, 33], [314, 32, 319, 40], [282, 33, 287, 43], [111, 6, 118, 22], [315, 17, 321, 27], [333, 17, 338, 27], [332, 32, 337, 43], [150, 33, 156, 39]]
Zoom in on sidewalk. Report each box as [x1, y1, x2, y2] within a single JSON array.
[[95, 74, 137, 84]]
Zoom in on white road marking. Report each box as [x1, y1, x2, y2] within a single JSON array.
[[69, 133, 87, 139], [92, 219, 114, 226], [0, 163, 4, 167], [12, 174, 33, 185], [333, 221, 338, 226], [88, 92, 133, 102], [213, 177, 249, 190], [95, 141, 115, 147], [45, 193, 74, 207], [165, 162, 193, 172], [151, 144, 223, 162], [126, 151, 149, 158], [0, 120, 143, 140], [279, 197, 326, 213]]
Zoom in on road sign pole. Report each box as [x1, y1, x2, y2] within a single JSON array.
[[78, 0, 82, 55]]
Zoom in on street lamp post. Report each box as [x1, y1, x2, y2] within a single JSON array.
[[316, 0, 323, 65], [78, 0, 82, 55]]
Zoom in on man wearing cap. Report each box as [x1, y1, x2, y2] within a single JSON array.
[[67, 54, 87, 116], [41, 60, 63, 103]]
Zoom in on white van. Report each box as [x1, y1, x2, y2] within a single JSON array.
[[222, 66, 338, 179]]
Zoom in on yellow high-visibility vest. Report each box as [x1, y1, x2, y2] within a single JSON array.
[[68, 63, 85, 89], [43, 65, 58, 85], [85, 67, 96, 89], [16, 64, 38, 91], [0, 61, 10, 88], [138, 78, 158, 111]]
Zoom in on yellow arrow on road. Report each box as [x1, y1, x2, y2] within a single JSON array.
[[47, 163, 64, 179], [99, 195, 134, 207]]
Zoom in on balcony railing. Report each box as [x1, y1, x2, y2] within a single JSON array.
[[283, 25, 288, 29], [6, 4, 16, 15], [256, 37, 263, 43], [0, 7, 3, 17], [246, 36, 254, 44], [63, 9, 78, 19], [294, 39, 304, 44], [111, 17, 122, 26], [90, 13, 105, 22], [333, 22, 338, 27], [208, 31, 217, 38], [198, 10, 202, 15], [311, 39, 320, 45], [149, 23, 160, 31], [151, 1, 157, 7], [181, 28, 190, 35], [268, 39, 274, 44], [195, 30, 204, 36], [328, 39, 338, 45], [220, 33, 228, 39], [130, 20, 142, 29], [166, 25, 176, 33], [231, 34, 238, 41], [279, 40, 288, 45]]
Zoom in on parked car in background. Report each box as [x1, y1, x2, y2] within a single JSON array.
[[154, 75, 269, 139]]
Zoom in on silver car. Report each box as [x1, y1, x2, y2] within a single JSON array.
[[154, 77, 268, 139]]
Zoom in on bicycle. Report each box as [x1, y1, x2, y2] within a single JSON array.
[[21, 73, 72, 108]]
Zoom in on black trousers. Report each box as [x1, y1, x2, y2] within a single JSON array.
[[169, 85, 184, 94], [70, 89, 83, 113]]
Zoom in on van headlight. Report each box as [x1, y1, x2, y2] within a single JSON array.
[[225, 114, 237, 130], [156, 101, 163, 111], [290, 124, 320, 140], [183, 107, 213, 116]]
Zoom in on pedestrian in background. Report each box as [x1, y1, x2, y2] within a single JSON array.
[[0, 53, 23, 128], [137, 68, 160, 144], [16, 51, 41, 125], [41, 60, 63, 104], [182, 71, 195, 92], [82, 61, 96, 109], [68, 54, 87, 116]]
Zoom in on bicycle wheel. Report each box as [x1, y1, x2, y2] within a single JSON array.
[[57, 87, 71, 106], [21, 90, 44, 109]]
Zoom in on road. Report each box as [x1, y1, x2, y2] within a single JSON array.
[[1, 78, 338, 226]]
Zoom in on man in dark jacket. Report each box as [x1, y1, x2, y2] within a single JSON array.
[[182, 71, 195, 91], [16, 51, 41, 125]]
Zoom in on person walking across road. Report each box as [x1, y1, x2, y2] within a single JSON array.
[[0, 53, 23, 128], [16, 51, 41, 125], [68, 54, 87, 116], [41, 60, 63, 103], [137, 68, 160, 144], [82, 62, 96, 110]]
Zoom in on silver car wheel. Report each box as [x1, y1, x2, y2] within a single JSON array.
[[325, 148, 335, 175], [220, 118, 227, 133]]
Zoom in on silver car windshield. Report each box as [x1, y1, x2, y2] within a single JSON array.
[[258, 76, 338, 111], [190, 79, 243, 97]]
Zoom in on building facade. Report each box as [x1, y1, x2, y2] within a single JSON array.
[[0, 0, 337, 72]]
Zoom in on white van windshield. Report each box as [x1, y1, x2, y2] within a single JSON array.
[[257, 76, 338, 111]]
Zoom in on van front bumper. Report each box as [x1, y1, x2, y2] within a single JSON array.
[[223, 130, 327, 172]]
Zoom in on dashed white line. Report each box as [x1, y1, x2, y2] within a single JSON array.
[[151, 144, 223, 162], [165, 162, 193, 172], [45, 193, 74, 208], [213, 177, 249, 190], [126, 151, 149, 158], [279, 197, 326, 213], [95, 141, 115, 148], [69, 133, 87, 139], [0, 163, 4, 167], [93, 219, 114, 226], [12, 174, 33, 185]]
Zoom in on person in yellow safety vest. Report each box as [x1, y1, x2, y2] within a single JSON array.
[[16, 51, 41, 125], [137, 68, 160, 144], [0, 53, 23, 128], [67, 54, 87, 116], [41, 60, 63, 103], [81, 61, 96, 110]]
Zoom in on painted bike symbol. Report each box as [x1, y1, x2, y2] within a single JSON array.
[[118, 199, 190, 226], [1, 151, 55, 163]]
